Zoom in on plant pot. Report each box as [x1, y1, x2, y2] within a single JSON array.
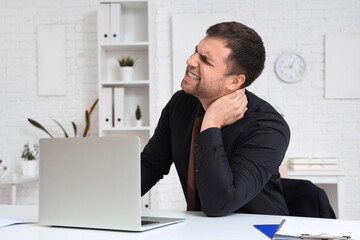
[[21, 159, 39, 177], [119, 66, 134, 81], [136, 119, 142, 127]]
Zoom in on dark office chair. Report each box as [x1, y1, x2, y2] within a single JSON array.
[[281, 178, 336, 219]]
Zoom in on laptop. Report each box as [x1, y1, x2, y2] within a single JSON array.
[[38, 136, 184, 231]]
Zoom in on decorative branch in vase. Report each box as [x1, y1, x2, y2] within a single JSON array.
[[28, 98, 98, 138]]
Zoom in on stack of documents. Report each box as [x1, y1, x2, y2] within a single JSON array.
[[274, 218, 359, 239], [255, 218, 360, 240], [0, 216, 33, 228], [289, 158, 339, 171]]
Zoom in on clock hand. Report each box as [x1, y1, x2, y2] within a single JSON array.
[[290, 59, 295, 68]]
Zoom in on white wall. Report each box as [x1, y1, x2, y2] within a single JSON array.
[[0, 0, 99, 204], [1, 0, 360, 220], [150, 0, 360, 220]]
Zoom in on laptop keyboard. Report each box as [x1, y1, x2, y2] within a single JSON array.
[[141, 220, 160, 226]]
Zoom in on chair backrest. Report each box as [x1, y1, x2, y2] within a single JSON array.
[[281, 178, 336, 219]]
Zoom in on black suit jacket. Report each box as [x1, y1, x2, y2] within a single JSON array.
[[141, 90, 290, 217]]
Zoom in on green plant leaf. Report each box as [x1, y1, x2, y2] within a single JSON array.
[[89, 98, 98, 115], [135, 105, 142, 120], [72, 121, 77, 137], [51, 117, 69, 138], [83, 110, 90, 137], [28, 118, 54, 138], [118, 56, 135, 67], [21, 142, 38, 160]]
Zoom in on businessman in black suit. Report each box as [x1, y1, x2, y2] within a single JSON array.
[[141, 21, 290, 217]]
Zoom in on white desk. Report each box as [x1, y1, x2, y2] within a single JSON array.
[[287, 170, 346, 219], [1, 205, 359, 240], [0, 175, 38, 205]]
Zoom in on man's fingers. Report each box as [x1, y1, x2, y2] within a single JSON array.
[[233, 89, 247, 104], [235, 89, 245, 96]]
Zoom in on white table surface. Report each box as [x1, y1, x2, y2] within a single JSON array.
[[0, 205, 359, 240]]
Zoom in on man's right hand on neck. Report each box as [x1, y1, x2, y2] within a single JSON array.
[[200, 89, 248, 132]]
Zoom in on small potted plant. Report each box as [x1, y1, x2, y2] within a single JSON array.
[[21, 142, 39, 176], [118, 56, 135, 81], [135, 105, 142, 127]]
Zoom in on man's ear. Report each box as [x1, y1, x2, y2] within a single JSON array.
[[227, 74, 246, 91]]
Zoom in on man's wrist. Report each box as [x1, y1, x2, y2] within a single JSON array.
[[200, 117, 221, 132]]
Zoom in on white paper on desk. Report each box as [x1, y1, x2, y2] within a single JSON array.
[[274, 218, 360, 239], [0, 216, 33, 228]]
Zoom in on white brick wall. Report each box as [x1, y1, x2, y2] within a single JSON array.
[[1, 0, 360, 220], [0, 0, 99, 204]]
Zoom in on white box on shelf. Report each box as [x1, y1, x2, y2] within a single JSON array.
[[110, 3, 121, 42], [100, 3, 110, 43], [114, 87, 125, 129], [289, 164, 339, 171], [321, 158, 339, 164], [289, 158, 339, 165], [101, 87, 113, 129]]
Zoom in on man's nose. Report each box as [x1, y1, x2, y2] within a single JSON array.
[[186, 52, 199, 69]]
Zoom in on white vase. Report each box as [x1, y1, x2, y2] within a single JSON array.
[[119, 66, 134, 81], [136, 119, 142, 127], [21, 159, 39, 177]]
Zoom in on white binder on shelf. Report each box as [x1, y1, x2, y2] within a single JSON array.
[[110, 3, 121, 42], [100, 3, 110, 43], [101, 87, 113, 129], [114, 87, 125, 129]]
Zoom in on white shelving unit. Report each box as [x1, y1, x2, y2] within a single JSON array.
[[98, 0, 154, 208]]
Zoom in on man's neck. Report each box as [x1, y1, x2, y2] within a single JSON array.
[[199, 99, 210, 111], [198, 90, 235, 111]]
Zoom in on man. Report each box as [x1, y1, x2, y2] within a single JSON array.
[[141, 22, 290, 217]]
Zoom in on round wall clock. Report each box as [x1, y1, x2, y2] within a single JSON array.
[[275, 53, 306, 83]]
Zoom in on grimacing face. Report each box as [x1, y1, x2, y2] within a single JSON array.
[[181, 36, 236, 104]]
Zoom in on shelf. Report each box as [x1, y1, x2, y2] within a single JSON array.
[[101, 42, 148, 51], [103, 127, 150, 131], [101, 80, 149, 87], [101, 1, 147, 8], [0, 174, 38, 184]]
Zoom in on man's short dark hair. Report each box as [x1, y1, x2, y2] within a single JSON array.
[[206, 21, 266, 88]]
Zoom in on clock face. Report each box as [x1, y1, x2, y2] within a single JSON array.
[[275, 53, 306, 83]]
